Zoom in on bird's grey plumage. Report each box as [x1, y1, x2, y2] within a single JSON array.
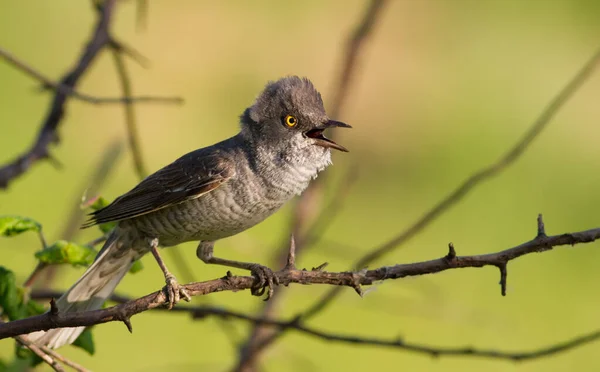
[[30, 76, 350, 349]]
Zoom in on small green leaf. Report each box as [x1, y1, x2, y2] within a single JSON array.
[[35, 240, 96, 267], [128, 259, 144, 274], [72, 328, 95, 355], [83, 196, 116, 233], [90, 196, 110, 210], [25, 299, 46, 317], [0, 267, 21, 321], [0, 216, 41, 237]]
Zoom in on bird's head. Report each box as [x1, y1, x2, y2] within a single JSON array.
[[240, 76, 351, 156]]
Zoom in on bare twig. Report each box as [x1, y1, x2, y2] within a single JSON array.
[[3, 217, 600, 340], [40, 345, 93, 372], [0, 46, 181, 105], [110, 49, 147, 179], [299, 45, 600, 321], [16, 339, 65, 372], [194, 307, 600, 362], [0, 319, 66, 372], [235, 1, 387, 369], [0, 0, 183, 189], [328, 0, 387, 121], [26, 288, 600, 362]]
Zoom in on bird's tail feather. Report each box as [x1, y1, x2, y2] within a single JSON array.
[[29, 232, 137, 349]]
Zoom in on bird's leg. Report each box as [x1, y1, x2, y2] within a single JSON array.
[[149, 238, 191, 309], [196, 241, 279, 300]]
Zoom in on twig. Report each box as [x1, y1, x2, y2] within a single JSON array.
[[235, 1, 387, 370], [40, 345, 93, 372], [3, 217, 599, 339], [61, 141, 124, 241], [298, 44, 600, 321], [110, 48, 147, 179], [194, 307, 600, 362], [0, 46, 181, 105], [0, 0, 182, 189], [328, 0, 387, 121], [0, 319, 66, 372], [25, 290, 600, 362]]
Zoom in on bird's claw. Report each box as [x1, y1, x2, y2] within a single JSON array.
[[249, 264, 279, 300], [163, 274, 191, 309]]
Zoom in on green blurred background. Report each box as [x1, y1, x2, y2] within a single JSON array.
[[2, 0, 600, 371]]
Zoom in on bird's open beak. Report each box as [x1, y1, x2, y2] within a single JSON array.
[[305, 119, 352, 152]]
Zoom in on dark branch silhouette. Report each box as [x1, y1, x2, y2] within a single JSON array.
[[0, 47, 182, 106], [0, 0, 183, 189], [25, 291, 600, 362], [2, 217, 600, 343]]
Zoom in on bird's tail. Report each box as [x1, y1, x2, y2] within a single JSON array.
[[30, 231, 138, 349]]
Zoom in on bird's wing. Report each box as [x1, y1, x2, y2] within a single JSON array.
[[82, 150, 235, 227]]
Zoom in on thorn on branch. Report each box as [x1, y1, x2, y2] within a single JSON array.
[[49, 298, 59, 315], [537, 214, 546, 238], [110, 39, 151, 68], [352, 270, 367, 297], [446, 242, 456, 260], [46, 153, 63, 170], [285, 235, 297, 270], [498, 264, 508, 296], [122, 317, 133, 333], [311, 262, 328, 272]]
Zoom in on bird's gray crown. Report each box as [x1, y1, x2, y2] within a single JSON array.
[[243, 76, 327, 129]]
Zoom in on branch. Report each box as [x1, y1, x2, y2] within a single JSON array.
[[235, 1, 387, 369], [194, 307, 600, 362], [110, 47, 147, 179], [297, 44, 600, 322], [0, 46, 182, 105], [0, 320, 65, 372], [2, 216, 599, 340], [26, 291, 600, 363], [0, 0, 183, 189]]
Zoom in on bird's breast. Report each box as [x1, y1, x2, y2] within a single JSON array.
[[131, 151, 331, 246]]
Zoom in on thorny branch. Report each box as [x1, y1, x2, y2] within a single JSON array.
[[0, 47, 181, 106], [299, 45, 600, 320], [25, 288, 600, 363], [0, 0, 183, 189], [3, 216, 600, 354], [236, 1, 387, 369], [235, 45, 600, 365]]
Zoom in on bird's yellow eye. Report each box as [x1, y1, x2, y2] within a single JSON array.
[[284, 115, 297, 127]]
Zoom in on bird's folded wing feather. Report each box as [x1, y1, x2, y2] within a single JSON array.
[[83, 151, 235, 227]]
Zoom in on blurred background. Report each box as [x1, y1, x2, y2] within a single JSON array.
[[2, 0, 600, 371]]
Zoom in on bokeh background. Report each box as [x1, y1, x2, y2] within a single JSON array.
[[2, 0, 600, 371]]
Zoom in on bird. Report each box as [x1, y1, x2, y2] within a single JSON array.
[[30, 76, 351, 349]]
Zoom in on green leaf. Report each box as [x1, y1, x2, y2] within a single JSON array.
[[88, 196, 111, 211], [72, 328, 95, 355], [83, 196, 116, 233], [35, 240, 96, 267], [0, 267, 21, 321], [0, 216, 40, 237], [128, 259, 144, 274], [25, 299, 46, 317]]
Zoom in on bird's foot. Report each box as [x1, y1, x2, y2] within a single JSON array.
[[163, 274, 191, 309], [248, 264, 279, 300]]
